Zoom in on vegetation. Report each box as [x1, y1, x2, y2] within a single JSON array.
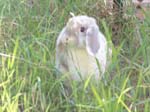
[[0, 0, 150, 112]]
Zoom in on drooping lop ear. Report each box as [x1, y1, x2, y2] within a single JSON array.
[[86, 26, 100, 56]]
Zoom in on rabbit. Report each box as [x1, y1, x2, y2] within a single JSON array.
[[56, 15, 112, 82]]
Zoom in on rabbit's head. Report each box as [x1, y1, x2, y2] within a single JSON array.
[[64, 15, 101, 56]]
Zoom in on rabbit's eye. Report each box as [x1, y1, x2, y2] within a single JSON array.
[[80, 27, 85, 32]]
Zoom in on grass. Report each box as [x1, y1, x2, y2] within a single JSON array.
[[0, 0, 150, 112]]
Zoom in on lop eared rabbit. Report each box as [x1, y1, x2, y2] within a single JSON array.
[[56, 15, 111, 81]]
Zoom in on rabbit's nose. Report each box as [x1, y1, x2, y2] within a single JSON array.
[[80, 27, 85, 32]]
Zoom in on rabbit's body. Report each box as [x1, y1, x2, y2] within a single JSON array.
[[67, 47, 96, 80], [56, 15, 111, 81]]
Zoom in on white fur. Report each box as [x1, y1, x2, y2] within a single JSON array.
[[56, 15, 112, 81]]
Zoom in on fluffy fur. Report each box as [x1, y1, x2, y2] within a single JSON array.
[[56, 15, 111, 81]]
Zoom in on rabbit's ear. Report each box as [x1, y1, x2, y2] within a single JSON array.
[[86, 26, 100, 56], [56, 27, 68, 45]]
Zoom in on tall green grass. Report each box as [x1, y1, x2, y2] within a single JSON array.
[[0, 0, 150, 112]]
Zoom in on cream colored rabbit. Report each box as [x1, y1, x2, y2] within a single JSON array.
[[56, 15, 111, 81]]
